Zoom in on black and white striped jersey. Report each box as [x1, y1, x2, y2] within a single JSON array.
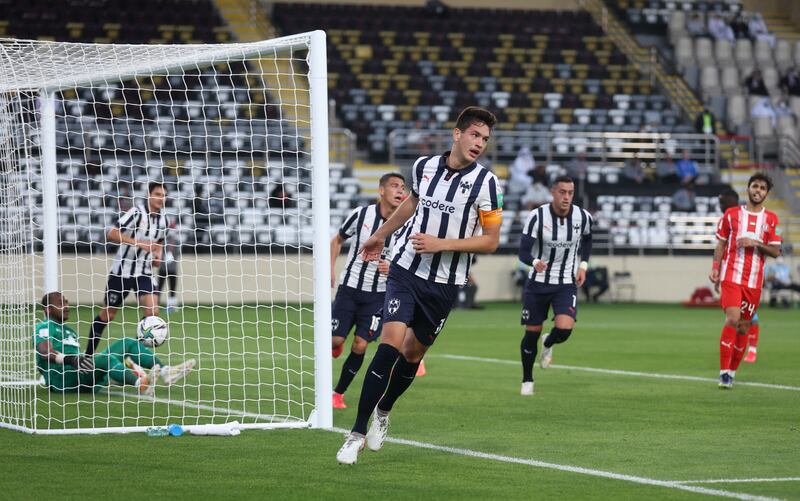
[[109, 204, 168, 278], [521, 203, 593, 285], [391, 153, 502, 286], [337, 203, 399, 293]]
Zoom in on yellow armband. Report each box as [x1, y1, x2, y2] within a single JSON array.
[[478, 208, 502, 227]]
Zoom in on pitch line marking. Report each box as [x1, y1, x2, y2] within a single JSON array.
[[433, 354, 800, 392], [331, 427, 780, 501], [673, 478, 800, 485], [113, 391, 784, 499]]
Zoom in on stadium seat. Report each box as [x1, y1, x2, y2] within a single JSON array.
[[700, 66, 720, 98], [734, 39, 754, 69], [754, 39, 774, 69], [775, 39, 793, 72], [714, 38, 734, 67], [612, 271, 636, 302], [695, 38, 715, 68], [726, 95, 747, 130], [762, 66, 780, 94], [674, 36, 694, 70], [721, 66, 741, 96]]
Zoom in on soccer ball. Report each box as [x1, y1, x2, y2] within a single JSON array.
[[137, 316, 169, 347]]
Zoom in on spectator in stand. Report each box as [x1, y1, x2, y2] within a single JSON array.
[[566, 152, 588, 181], [747, 13, 776, 46], [708, 14, 734, 43], [671, 183, 696, 212], [623, 153, 646, 185], [695, 108, 716, 135], [744, 69, 769, 96], [656, 152, 679, 183], [675, 149, 699, 186], [567, 151, 589, 200], [729, 13, 750, 40], [764, 257, 800, 307], [751, 97, 778, 127], [780, 67, 800, 96], [268, 182, 296, 209], [522, 176, 552, 211], [508, 146, 535, 198], [530, 164, 549, 186], [687, 13, 708, 38], [775, 99, 795, 119]]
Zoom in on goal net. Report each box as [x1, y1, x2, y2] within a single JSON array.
[[0, 31, 332, 434]]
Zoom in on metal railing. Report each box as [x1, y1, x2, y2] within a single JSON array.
[[389, 129, 720, 173]]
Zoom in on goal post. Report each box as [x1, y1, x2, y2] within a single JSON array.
[[0, 30, 332, 434]]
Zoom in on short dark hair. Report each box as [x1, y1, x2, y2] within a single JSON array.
[[148, 181, 166, 194], [455, 106, 497, 131], [40, 291, 62, 310], [747, 172, 773, 192], [718, 187, 739, 211], [551, 175, 574, 187], [379, 172, 405, 187]]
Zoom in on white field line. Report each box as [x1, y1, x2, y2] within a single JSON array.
[[111, 388, 784, 500], [330, 426, 781, 501], [432, 354, 800, 392], [673, 478, 800, 485]]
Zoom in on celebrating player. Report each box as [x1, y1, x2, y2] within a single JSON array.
[[34, 292, 194, 395], [85, 182, 169, 355], [517, 175, 593, 396], [709, 173, 781, 389], [717, 188, 762, 364], [336, 106, 503, 464], [330, 172, 406, 409]]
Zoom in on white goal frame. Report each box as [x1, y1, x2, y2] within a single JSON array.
[[0, 30, 332, 434]]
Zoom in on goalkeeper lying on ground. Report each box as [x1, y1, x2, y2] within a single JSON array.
[[34, 291, 194, 395]]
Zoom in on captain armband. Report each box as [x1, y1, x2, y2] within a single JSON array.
[[478, 208, 503, 227]]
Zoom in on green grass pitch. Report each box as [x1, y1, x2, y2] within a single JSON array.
[[2, 302, 798, 500]]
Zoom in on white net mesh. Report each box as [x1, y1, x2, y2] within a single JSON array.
[[0, 34, 330, 433]]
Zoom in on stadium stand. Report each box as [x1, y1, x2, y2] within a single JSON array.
[[272, 2, 693, 162], [4, 0, 777, 255]]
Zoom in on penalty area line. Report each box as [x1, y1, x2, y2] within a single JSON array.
[[673, 477, 800, 485], [331, 427, 779, 501], [433, 354, 800, 392]]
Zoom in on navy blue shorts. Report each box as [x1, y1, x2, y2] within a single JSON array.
[[331, 285, 385, 342], [383, 265, 459, 346], [521, 282, 579, 326], [104, 274, 157, 307]]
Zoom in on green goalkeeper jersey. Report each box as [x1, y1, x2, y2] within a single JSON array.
[[33, 319, 81, 386]]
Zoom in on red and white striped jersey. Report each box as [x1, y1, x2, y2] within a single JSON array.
[[716, 205, 782, 288]]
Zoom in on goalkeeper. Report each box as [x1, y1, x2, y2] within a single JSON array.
[[34, 292, 194, 395]]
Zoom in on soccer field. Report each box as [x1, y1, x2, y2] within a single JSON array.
[[3, 302, 798, 500]]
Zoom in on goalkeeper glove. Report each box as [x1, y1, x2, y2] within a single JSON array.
[[78, 354, 95, 373], [61, 354, 94, 373], [62, 354, 80, 368]]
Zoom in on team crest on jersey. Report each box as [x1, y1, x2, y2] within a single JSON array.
[[459, 180, 472, 193], [388, 298, 400, 315], [331, 318, 339, 332], [573, 223, 581, 231]]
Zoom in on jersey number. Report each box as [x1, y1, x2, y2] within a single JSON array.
[[740, 300, 755, 316]]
